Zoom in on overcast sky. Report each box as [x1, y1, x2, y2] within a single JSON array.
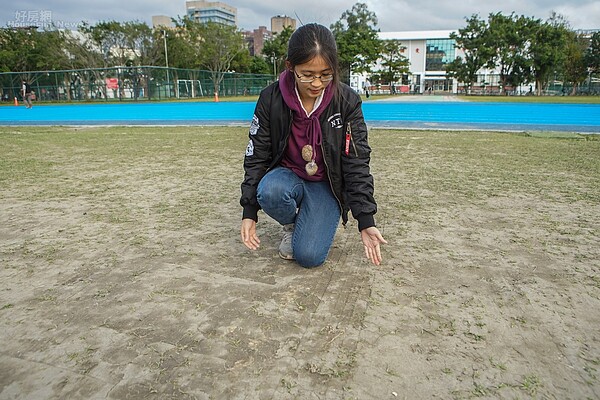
[[2, 0, 598, 33]]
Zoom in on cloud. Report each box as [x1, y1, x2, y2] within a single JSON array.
[[554, 1, 600, 29], [0, 0, 597, 32], [371, 0, 599, 31]]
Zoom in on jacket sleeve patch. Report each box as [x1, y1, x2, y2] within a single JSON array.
[[245, 139, 254, 156], [249, 114, 260, 135]]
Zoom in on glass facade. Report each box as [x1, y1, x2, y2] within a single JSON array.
[[187, 8, 236, 26], [425, 39, 455, 71]]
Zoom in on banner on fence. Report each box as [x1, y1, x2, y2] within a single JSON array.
[[105, 78, 119, 90]]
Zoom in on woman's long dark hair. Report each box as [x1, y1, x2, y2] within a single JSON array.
[[286, 23, 341, 94]]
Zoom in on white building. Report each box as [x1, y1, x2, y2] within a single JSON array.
[[351, 30, 500, 95]]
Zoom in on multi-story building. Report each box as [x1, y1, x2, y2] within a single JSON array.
[[351, 30, 460, 94], [244, 26, 272, 57], [151, 15, 174, 28], [271, 15, 296, 35], [383, 30, 459, 94], [186, 0, 237, 26]]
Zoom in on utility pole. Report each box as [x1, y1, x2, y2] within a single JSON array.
[[163, 30, 170, 97]]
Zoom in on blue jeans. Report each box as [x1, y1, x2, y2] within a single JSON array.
[[257, 167, 341, 268]]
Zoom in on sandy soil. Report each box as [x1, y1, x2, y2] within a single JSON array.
[[0, 127, 599, 399]]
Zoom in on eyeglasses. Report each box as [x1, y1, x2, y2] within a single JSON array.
[[293, 70, 334, 83]]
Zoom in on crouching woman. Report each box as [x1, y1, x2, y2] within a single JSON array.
[[240, 23, 386, 268]]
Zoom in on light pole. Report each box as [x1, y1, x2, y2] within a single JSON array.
[[162, 30, 170, 97], [483, 71, 487, 95]]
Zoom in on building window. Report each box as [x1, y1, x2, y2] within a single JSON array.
[[425, 39, 455, 71]]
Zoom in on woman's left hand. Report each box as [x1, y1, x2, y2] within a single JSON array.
[[360, 227, 388, 266]]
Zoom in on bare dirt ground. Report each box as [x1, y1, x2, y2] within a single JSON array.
[[0, 126, 599, 399]]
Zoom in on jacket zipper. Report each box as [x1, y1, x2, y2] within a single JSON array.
[[345, 123, 351, 155], [269, 109, 293, 171], [320, 141, 345, 226], [349, 123, 359, 157]]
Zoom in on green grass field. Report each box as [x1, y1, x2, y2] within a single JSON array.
[[1, 125, 597, 195]]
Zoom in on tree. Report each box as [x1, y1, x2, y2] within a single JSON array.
[[65, 20, 160, 100], [447, 14, 494, 94], [121, 21, 160, 67], [586, 32, 600, 77], [261, 25, 294, 75], [79, 20, 158, 67], [331, 2, 382, 84], [563, 32, 590, 94], [79, 21, 129, 66], [0, 27, 68, 73], [249, 56, 272, 75], [445, 58, 472, 93], [195, 21, 245, 96], [229, 49, 252, 73], [169, 18, 201, 69], [486, 12, 536, 94], [30, 30, 70, 71], [0, 27, 71, 100], [529, 16, 569, 95], [378, 40, 409, 87]]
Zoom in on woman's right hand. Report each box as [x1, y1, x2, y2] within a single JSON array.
[[241, 218, 260, 250]]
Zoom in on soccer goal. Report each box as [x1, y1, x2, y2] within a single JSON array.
[[176, 79, 204, 98]]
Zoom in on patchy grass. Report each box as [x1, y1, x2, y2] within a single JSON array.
[[0, 125, 599, 399]]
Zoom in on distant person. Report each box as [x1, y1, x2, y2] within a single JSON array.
[[240, 23, 387, 268], [21, 80, 33, 108]]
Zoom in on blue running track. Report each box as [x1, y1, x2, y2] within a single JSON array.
[[1, 101, 599, 132]]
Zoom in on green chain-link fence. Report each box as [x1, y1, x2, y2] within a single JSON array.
[[0, 66, 276, 103]]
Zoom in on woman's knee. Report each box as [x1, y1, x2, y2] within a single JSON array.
[[294, 247, 327, 268], [258, 170, 293, 202], [257, 179, 281, 197]]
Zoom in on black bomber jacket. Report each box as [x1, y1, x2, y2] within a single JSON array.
[[240, 81, 378, 231]]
